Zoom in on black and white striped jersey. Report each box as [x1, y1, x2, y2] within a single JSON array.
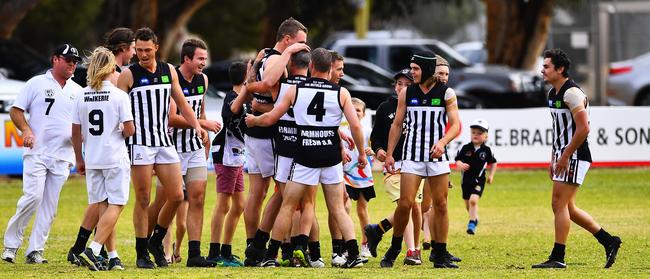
[[171, 67, 205, 153], [402, 83, 450, 162], [127, 61, 173, 147], [548, 79, 592, 162], [293, 77, 343, 168], [274, 74, 307, 158], [246, 48, 281, 139]]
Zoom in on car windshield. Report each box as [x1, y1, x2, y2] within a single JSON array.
[[425, 44, 470, 68], [344, 62, 393, 88]]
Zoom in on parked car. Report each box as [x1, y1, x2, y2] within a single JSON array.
[[607, 52, 650, 106], [0, 71, 25, 113], [327, 36, 546, 108]]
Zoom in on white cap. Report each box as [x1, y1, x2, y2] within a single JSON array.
[[470, 118, 489, 131]]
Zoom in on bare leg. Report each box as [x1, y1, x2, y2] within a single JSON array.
[[243, 174, 270, 238]]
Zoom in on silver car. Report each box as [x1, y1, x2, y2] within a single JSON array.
[[0, 71, 25, 113], [607, 52, 650, 106]]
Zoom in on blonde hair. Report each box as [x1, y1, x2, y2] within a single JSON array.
[[86, 47, 116, 91], [436, 55, 449, 68], [351, 97, 366, 111]]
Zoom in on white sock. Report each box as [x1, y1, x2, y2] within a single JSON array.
[[89, 241, 102, 256], [108, 251, 119, 259]]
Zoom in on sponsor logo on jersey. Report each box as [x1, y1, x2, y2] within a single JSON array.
[[388, 112, 395, 120], [134, 153, 143, 160], [45, 89, 54, 97], [474, 185, 482, 191], [431, 98, 441, 106], [183, 88, 190, 95], [548, 100, 553, 107], [409, 98, 418, 105], [161, 75, 170, 83], [140, 78, 149, 85], [555, 100, 562, 108], [197, 86, 204, 94], [479, 152, 486, 160]]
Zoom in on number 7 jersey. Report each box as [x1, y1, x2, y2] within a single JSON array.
[[72, 81, 133, 169], [292, 77, 343, 168]]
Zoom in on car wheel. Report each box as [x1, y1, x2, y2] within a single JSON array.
[[635, 90, 650, 106], [457, 95, 485, 109]]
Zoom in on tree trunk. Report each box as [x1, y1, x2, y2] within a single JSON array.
[[261, 0, 295, 48], [485, 0, 554, 70], [158, 0, 208, 61], [0, 0, 41, 39]]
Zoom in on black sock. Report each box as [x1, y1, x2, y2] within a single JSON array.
[[188, 240, 201, 258], [253, 229, 270, 249], [550, 243, 565, 262], [434, 242, 448, 261], [379, 219, 393, 235], [100, 245, 108, 258], [384, 236, 402, 259], [332, 239, 344, 256], [149, 224, 168, 246], [265, 239, 282, 259], [345, 239, 359, 259], [280, 242, 292, 260], [308, 241, 321, 260], [72, 227, 92, 254], [208, 243, 221, 259], [221, 244, 232, 258], [593, 228, 613, 247], [246, 238, 253, 247], [297, 234, 309, 248], [136, 237, 149, 258]]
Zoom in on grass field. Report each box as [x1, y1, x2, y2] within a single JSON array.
[[0, 168, 649, 278]]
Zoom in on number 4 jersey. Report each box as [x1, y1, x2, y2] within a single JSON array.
[[293, 77, 343, 168], [72, 81, 133, 169]]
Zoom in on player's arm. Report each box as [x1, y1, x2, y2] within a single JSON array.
[[432, 88, 460, 158], [117, 90, 135, 138], [116, 68, 134, 93], [385, 87, 407, 172], [251, 99, 274, 113], [555, 89, 589, 175], [169, 64, 206, 139], [370, 103, 387, 157], [71, 123, 85, 175], [9, 107, 34, 148], [168, 98, 192, 129], [198, 74, 221, 133], [340, 87, 367, 168], [245, 85, 293, 127], [454, 145, 469, 171], [122, 121, 135, 138], [258, 43, 309, 89], [487, 162, 497, 184]]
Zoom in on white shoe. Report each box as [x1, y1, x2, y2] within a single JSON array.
[[26, 250, 48, 264], [2, 248, 17, 263], [331, 253, 346, 267], [310, 257, 325, 268], [360, 244, 372, 258]]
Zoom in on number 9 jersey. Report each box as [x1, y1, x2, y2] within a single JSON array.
[[72, 81, 133, 169], [293, 77, 343, 168]]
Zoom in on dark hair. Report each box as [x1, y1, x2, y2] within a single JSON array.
[[134, 27, 158, 44], [311, 48, 332, 73], [330, 50, 344, 63], [276, 17, 308, 42], [103, 27, 135, 55], [543, 48, 571, 77], [180, 38, 208, 62], [291, 50, 310, 69], [228, 61, 247, 86]]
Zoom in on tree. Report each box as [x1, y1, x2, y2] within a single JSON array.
[[0, 0, 40, 39], [485, 0, 555, 70]]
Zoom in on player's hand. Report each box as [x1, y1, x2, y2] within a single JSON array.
[[22, 130, 34, 148], [487, 175, 494, 184], [245, 114, 257, 127], [286, 43, 311, 54], [554, 154, 569, 177], [341, 146, 351, 164], [246, 59, 257, 84], [76, 160, 86, 176], [375, 149, 387, 162], [385, 155, 396, 174], [456, 161, 470, 171], [196, 127, 208, 141], [338, 130, 354, 150], [430, 140, 446, 159], [364, 147, 375, 156], [357, 153, 368, 169], [203, 120, 221, 133]]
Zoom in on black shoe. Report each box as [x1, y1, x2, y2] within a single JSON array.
[[147, 240, 168, 267], [532, 259, 567, 268], [244, 244, 265, 267], [429, 251, 461, 263], [363, 224, 382, 258], [67, 247, 81, 266], [379, 247, 399, 268], [108, 257, 125, 270], [186, 255, 217, 267], [136, 255, 155, 269], [342, 255, 364, 268], [422, 242, 431, 250], [260, 258, 280, 267], [433, 252, 459, 268], [604, 236, 622, 268], [78, 248, 101, 271]]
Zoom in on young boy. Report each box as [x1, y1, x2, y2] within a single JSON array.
[[342, 98, 375, 258], [72, 47, 135, 271], [454, 118, 497, 235]]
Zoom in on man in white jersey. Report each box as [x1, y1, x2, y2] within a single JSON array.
[[532, 49, 621, 269], [116, 27, 206, 269], [71, 47, 135, 271], [245, 48, 367, 268], [2, 43, 82, 264]]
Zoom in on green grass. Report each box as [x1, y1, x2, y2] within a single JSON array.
[[0, 168, 649, 278]]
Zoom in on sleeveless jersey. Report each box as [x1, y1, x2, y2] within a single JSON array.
[[127, 61, 173, 147], [548, 79, 592, 162], [274, 74, 307, 158], [402, 83, 449, 162], [171, 67, 205, 152], [246, 48, 281, 139], [293, 77, 343, 168]]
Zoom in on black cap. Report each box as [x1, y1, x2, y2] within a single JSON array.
[[393, 68, 413, 81], [53, 44, 81, 62]]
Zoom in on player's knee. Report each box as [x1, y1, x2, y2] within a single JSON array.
[[189, 190, 205, 208], [469, 198, 478, 207], [433, 198, 448, 213], [398, 197, 414, 211], [135, 195, 151, 208], [216, 202, 230, 215]]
